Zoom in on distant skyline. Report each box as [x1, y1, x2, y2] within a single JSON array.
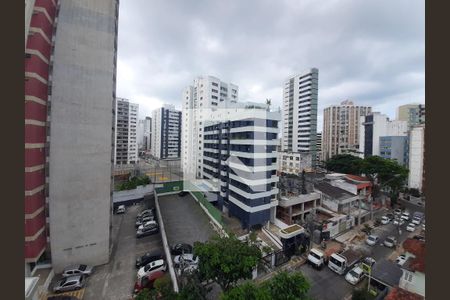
[[117, 0, 424, 132]]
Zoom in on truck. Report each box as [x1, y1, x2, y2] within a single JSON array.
[[328, 248, 366, 275], [307, 243, 343, 270]]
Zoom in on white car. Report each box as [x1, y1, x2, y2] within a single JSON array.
[[422, 223, 426, 231], [381, 216, 390, 225], [384, 236, 397, 248], [412, 216, 421, 225], [173, 253, 199, 266], [394, 208, 402, 216], [366, 235, 379, 246], [406, 223, 416, 232], [345, 265, 365, 285], [138, 220, 158, 230], [401, 211, 410, 221], [396, 254, 407, 266], [393, 218, 405, 226], [137, 259, 166, 279]]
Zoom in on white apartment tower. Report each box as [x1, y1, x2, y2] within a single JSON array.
[[151, 104, 182, 159], [114, 98, 138, 165], [182, 76, 239, 179], [322, 100, 372, 161], [282, 68, 318, 165], [408, 125, 425, 191]]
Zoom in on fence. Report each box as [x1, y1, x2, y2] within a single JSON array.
[[190, 191, 223, 226], [155, 181, 183, 195]]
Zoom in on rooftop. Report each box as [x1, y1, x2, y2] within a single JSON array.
[[384, 287, 424, 300], [402, 238, 425, 273], [371, 259, 403, 287], [314, 181, 356, 201]]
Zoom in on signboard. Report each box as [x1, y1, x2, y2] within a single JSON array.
[[362, 263, 371, 274]]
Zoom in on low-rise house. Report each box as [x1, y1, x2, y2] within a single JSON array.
[[385, 287, 424, 300], [399, 239, 425, 297], [277, 192, 321, 224]]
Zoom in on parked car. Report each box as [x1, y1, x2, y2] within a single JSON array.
[[396, 254, 407, 266], [422, 223, 426, 231], [116, 205, 126, 214], [136, 223, 159, 238], [136, 215, 156, 228], [381, 216, 390, 225], [62, 264, 93, 277], [406, 223, 416, 232], [384, 236, 397, 248], [345, 265, 365, 285], [394, 208, 402, 216], [137, 208, 155, 219], [366, 235, 379, 246], [386, 213, 394, 221], [137, 259, 167, 279], [170, 243, 193, 255], [173, 253, 199, 266], [136, 251, 164, 269], [138, 220, 158, 231], [53, 275, 85, 293], [178, 191, 188, 197], [393, 218, 405, 226], [412, 216, 422, 225], [362, 257, 376, 268], [413, 235, 425, 242], [133, 270, 165, 295], [401, 211, 410, 221]]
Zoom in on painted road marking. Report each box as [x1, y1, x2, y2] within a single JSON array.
[[45, 288, 85, 299]]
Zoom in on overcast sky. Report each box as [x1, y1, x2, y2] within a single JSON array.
[[117, 0, 424, 132]]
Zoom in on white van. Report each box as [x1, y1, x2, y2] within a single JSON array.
[[117, 205, 126, 214]]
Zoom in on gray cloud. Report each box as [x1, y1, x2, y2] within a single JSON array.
[[117, 0, 424, 130]]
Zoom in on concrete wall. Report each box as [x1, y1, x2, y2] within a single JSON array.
[[48, 0, 118, 272]]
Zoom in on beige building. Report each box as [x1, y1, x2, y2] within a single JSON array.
[[397, 104, 425, 128], [322, 100, 371, 161]]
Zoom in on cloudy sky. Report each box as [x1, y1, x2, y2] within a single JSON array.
[[117, 0, 424, 131]]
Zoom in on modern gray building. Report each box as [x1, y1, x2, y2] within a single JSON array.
[[379, 136, 409, 166], [114, 98, 139, 165], [282, 68, 318, 166], [47, 0, 119, 272], [151, 104, 182, 159]]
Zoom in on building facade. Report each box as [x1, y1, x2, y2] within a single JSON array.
[[379, 136, 409, 166], [151, 104, 182, 160], [322, 100, 371, 161], [202, 103, 280, 229], [114, 98, 138, 165], [360, 112, 408, 157], [282, 68, 318, 165], [277, 152, 313, 174], [45, 0, 119, 273], [397, 104, 426, 128], [182, 76, 238, 180], [408, 125, 425, 191], [144, 116, 152, 150], [316, 132, 322, 164]]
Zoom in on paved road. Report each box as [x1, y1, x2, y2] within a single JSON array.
[[83, 202, 163, 300]]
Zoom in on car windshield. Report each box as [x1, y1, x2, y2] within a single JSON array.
[[368, 236, 376, 241], [349, 270, 359, 278], [386, 238, 394, 243], [59, 278, 67, 285], [329, 256, 342, 267], [309, 252, 321, 260], [79, 264, 87, 271]]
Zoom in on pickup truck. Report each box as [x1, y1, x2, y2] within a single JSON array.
[[328, 248, 366, 275]]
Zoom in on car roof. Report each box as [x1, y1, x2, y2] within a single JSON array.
[[64, 265, 83, 271], [151, 259, 164, 266], [351, 266, 363, 274]]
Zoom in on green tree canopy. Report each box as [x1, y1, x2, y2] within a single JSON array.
[[194, 235, 262, 291], [324, 154, 364, 175], [221, 282, 271, 300]]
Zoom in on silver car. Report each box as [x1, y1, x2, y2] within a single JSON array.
[[62, 264, 93, 277], [53, 275, 85, 293]]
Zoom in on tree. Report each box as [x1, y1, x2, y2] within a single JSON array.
[[194, 235, 262, 292], [262, 271, 310, 300], [324, 154, 364, 175], [352, 288, 372, 300], [135, 288, 152, 300], [177, 271, 211, 300], [221, 282, 271, 300], [222, 271, 311, 300]]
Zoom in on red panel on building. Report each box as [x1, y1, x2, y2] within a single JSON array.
[[25, 169, 45, 191], [25, 191, 45, 215], [25, 124, 46, 144], [25, 56, 49, 80], [25, 100, 47, 122], [25, 77, 48, 101], [30, 12, 53, 38], [26, 33, 52, 59], [25, 148, 46, 168], [25, 210, 46, 237], [25, 231, 47, 261], [35, 0, 57, 20]]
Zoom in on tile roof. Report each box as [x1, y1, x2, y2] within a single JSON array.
[[402, 238, 425, 273], [371, 259, 403, 287], [313, 181, 355, 200], [385, 287, 424, 300]]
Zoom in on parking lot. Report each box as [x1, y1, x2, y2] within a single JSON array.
[[158, 193, 215, 246], [81, 202, 163, 300]]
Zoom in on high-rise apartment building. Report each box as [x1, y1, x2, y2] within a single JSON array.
[[316, 132, 322, 163], [182, 76, 239, 180], [24, 0, 119, 274], [201, 102, 280, 229], [282, 68, 318, 165], [144, 116, 152, 150], [359, 113, 408, 158], [115, 98, 138, 165], [408, 125, 425, 191], [322, 100, 372, 161], [151, 104, 182, 159], [379, 136, 409, 166], [397, 104, 426, 128]]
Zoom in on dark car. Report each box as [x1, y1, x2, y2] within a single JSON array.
[[178, 191, 188, 197], [137, 208, 156, 219], [136, 224, 159, 238], [386, 213, 394, 221], [170, 243, 193, 255], [136, 251, 164, 268]]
